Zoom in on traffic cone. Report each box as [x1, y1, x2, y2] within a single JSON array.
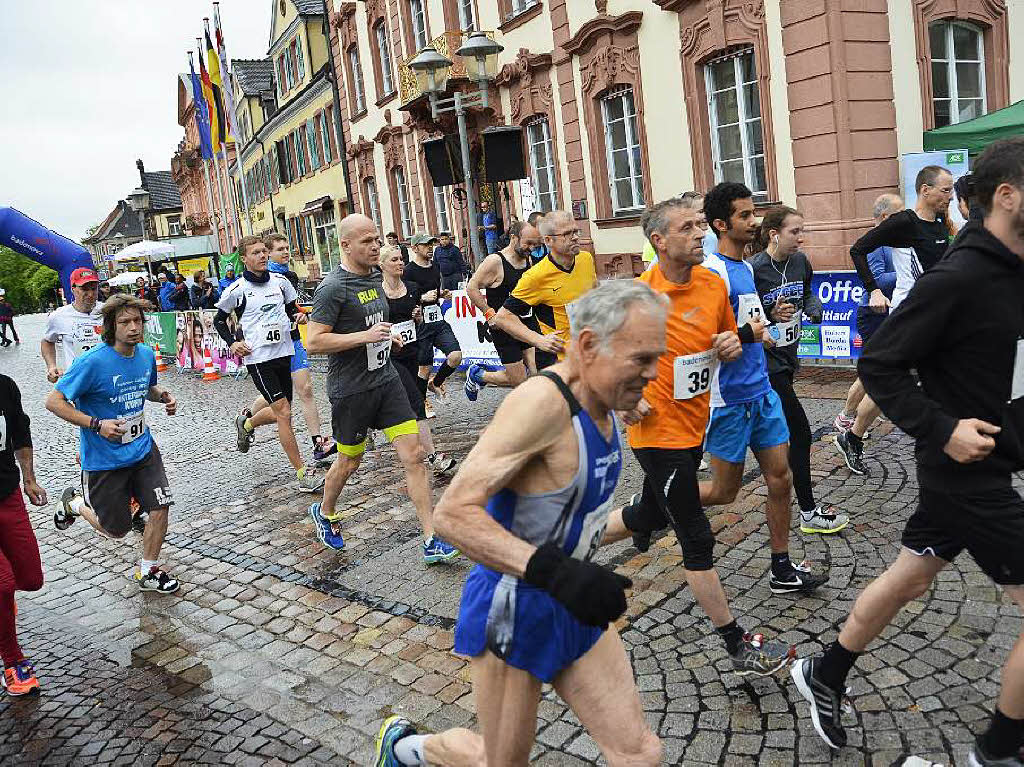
[[202, 347, 220, 382], [156, 348, 168, 373]]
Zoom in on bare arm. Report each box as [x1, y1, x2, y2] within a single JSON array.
[[466, 254, 501, 315], [434, 378, 567, 576], [305, 320, 378, 354], [45, 388, 93, 429], [15, 447, 46, 505], [492, 307, 548, 345], [41, 339, 59, 380]]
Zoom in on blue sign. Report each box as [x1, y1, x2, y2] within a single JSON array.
[[797, 270, 866, 360]]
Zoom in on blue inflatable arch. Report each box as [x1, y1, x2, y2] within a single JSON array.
[[0, 206, 94, 304]]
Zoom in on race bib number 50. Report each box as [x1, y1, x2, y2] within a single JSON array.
[[774, 319, 801, 347], [673, 349, 716, 400]]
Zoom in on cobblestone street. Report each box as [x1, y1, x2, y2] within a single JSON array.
[[1, 312, 1021, 766]]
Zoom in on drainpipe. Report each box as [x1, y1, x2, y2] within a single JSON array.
[[323, 0, 355, 215]]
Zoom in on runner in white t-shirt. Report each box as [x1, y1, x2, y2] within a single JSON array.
[[40, 267, 105, 382], [213, 236, 324, 493]]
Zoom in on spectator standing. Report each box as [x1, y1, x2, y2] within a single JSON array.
[[433, 232, 469, 290], [386, 232, 411, 264], [479, 200, 500, 254], [218, 267, 237, 292], [169, 274, 190, 311], [134, 277, 159, 307], [189, 270, 219, 310], [0, 290, 18, 346]]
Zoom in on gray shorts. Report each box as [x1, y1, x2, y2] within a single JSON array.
[[82, 444, 173, 537]]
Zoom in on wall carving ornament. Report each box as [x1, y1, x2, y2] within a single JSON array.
[[578, 45, 641, 95], [497, 49, 555, 125], [347, 138, 376, 180], [374, 125, 406, 170]]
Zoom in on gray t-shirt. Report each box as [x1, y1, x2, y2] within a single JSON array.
[[312, 265, 396, 398]]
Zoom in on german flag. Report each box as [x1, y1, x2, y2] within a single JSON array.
[[197, 39, 222, 150]]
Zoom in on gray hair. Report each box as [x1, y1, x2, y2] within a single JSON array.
[[641, 195, 703, 240], [538, 210, 572, 237], [872, 193, 903, 221], [568, 280, 668, 350]]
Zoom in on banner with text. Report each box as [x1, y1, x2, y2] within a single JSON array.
[[432, 290, 501, 367], [797, 270, 867, 360]]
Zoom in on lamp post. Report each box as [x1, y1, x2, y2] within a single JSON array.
[[409, 31, 503, 266], [127, 186, 154, 281]]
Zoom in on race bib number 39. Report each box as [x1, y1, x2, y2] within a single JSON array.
[[423, 304, 442, 324], [120, 412, 147, 445], [673, 349, 716, 400], [392, 320, 416, 345], [367, 338, 391, 371], [737, 294, 765, 325]]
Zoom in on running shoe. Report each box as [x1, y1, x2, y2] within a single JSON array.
[[699, 458, 709, 471], [2, 659, 40, 696], [424, 400, 436, 419], [623, 493, 653, 553], [769, 560, 828, 595], [235, 411, 255, 453], [374, 715, 417, 767], [427, 453, 455, 477], [297, 467, 325, 493], [55, 486, 80, 531], [131, 508, 149, 534], [833, 411, 855, 433], [800, 504, 850, 535], [791, 657, 847, 749], [136, 566, 180, 594], [835, 432, 868, 476], [729, 633, 796, 677], [968, 742, 1024, 766], [313, 438, 336, 466], [464, 363, 487, 402], [423, 536, 459, 564], [308, 502, 345, 550]]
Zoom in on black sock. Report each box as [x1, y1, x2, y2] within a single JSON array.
[[416, 376, 429, 398], [847, 431, 863, 451], [716, 620, 745, 656], [979, 708, 1024, 758], [771, 552, 792, 577], [433, 362, 456, 388], [311, 435, 322, 448], [815, 640, 860, 692]]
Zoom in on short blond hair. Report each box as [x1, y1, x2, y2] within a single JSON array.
[[378, 245, 402, 265]]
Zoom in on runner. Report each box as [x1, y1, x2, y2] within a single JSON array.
[[600, 196, 796, 677], [792, 138, 1024, 766], [0, 290, 19, 347], [698, 182, 828, 595], [40, 267, 104, 383], [492, 210, 598, 370], [378, 244, 455, 477], [463, 219, 542, 400], [750, 206, 850, 534], [836, 167, 954, 475], [0, 374, 47, 695], [305, 214, 458, 563], [373, 280, 665, 767], [402, 233, 462, 410], [242, 233, 334, 465], [214, 236, 323, 493], [46, 295, 180, 594]]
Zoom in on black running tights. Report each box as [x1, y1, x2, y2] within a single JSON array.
[[769, 370, 815, 512]]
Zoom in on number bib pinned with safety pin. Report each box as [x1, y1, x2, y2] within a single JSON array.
[[120, 412, 147, 445], [673, 349, 716, 400]]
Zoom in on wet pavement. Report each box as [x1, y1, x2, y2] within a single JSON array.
[[1, 312, 1020, 765]]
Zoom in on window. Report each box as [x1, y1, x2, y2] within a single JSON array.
[[433, 186, 450, 232], [705, 50, 767, 201], [303, 216, 315, 258], [376, 23, 395, 96], [320, 111, 332, 163], [409, 0, 428, 50], [511, 0, 538, 15], [349, 46, 366, 113], [929, 21, 986, 127], [365, 177, 382, 232], [287, 217, 298, 253], [600, 87, 645, 215], [295, 36, 305, 80], [324, 105, 338, 160], [286, 134, 298, 180], [458, 0, 475, 30], [263, 157, 273, 197], [167, 216, 181, 236], [392, 166, 413, 238], [289, 40, 300, 84], [269, 146, 280, 190], [526, 118, 558, 213], [307, 118, 321, 170], [313, 208, 339, 273], [277, 55, 287, 95], [296, 127, 308, 175]]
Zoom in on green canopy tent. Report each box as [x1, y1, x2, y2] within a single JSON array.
[[923, 99, 1024, 154]]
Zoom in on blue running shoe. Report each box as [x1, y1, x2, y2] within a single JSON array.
[[374, 715, 416, 767], [464, 363, 486, 401], [423, 536, 459, 564], [308, 502, 345, 550]]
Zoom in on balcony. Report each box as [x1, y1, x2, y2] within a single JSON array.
[[398, 30, 497, 106]]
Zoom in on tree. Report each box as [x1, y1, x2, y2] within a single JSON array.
[[0, 246, 60, 313]]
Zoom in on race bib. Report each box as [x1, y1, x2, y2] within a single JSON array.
[[67, 321, 100, 359], [774, 319, 801, 347], [458, 281, 467, 291], [120, 412, 147, 444], [1012, 339, 1024, 401], [367, 338, 391, 371], [569, 499, 613, 563], [423, 304, 442, 324], [737, 294, 765, 325], [392, 320, 416, 345], [253, 316, 287, 348], [673, 349, 715, 400]]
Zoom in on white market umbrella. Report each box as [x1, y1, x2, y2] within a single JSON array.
[[107, 270, 149, 287], [113, 240, 176, 281]]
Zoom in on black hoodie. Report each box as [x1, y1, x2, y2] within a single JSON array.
[[858, 222, 1024, 491]]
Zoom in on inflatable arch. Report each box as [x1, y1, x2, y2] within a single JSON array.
[[0, 206, 94, 304]]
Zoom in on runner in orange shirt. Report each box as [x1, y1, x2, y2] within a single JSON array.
[[602, 195, 795, 677]]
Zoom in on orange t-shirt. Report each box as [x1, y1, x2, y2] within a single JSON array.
[[628, 263, 737, 450]]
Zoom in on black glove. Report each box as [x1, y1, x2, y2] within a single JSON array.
[[523, 542, 632, 628]]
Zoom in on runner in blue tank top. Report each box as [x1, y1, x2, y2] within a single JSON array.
[[372, 280, 668, 767], [699, 182, 828, 597]]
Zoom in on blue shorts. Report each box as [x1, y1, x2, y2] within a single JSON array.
[[290, 337, 310, 373], [706, 390, 790, 464], [454, 565, 603, 683]]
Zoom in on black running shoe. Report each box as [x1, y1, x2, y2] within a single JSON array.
[[769, 560, 828, 595], [968, 741, 1024, 766], [791, 657, 847, 749], [55, 486, 80, 531], [835, 432, 868, 476]]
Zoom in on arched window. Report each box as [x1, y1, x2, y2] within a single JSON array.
[[928, 21, 986, 127]]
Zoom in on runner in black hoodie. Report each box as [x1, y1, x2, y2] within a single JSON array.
[[791, 138, 1024, 766]]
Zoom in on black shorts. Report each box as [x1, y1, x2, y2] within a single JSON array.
[[902, 485, 1024, 585], [394, 355, 426, 421], [856, 307, 887, 346], [490, 326, 530, 365], [330, 375, 418, 457], [247, 356, 293, 403], [82, 445, 173, 538], [417, 320, 461, 365]]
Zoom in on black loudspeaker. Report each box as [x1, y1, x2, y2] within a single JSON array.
[[422, 136, 463, 187], [482, 126, 526, 182]]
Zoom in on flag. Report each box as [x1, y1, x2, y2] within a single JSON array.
[[212, 6, 239, 145], [205, 22, 232, 145], [189, 55, 214, 161], [197, 40, 221, 150]]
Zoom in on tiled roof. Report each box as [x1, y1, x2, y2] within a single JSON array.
[[292, 0, 324, 14], [233, 58, 275, 97], [142, 171, 182, 211]]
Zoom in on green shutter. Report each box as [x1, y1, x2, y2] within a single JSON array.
[[307, 118, 320, 170], [296, 37, 305, 80]]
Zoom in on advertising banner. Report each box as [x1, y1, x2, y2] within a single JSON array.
[[143, 312, 178, 359], [432, 290, 500, 367], [175, 310, 242, 373], [177, 256, 212, 277], [797, 271, 866, 360], [902, 149, 970, 227]]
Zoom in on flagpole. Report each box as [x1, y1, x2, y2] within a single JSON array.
[[213, 2, 252, 237], [188, 50, 222, 261], [220, 148, 241, 241], [199, 37, 231, 254]]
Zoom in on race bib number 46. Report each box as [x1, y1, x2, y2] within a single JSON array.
[[673, 349, 716, 400], [120, 412, 147, 445], [254, 318, 287, 348]]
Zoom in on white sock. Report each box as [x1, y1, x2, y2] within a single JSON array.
[[69, 496, 85, 515], [140, 559, 158, 575], [393, 734, 428, 765], [800, 506, 819, 520]]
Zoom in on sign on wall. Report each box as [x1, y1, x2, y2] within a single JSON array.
[[797, 271, 866, 359], [902, 149, 970, 227]]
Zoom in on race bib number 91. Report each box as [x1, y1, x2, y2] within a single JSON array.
[[120, 412, 147, 445], [673, 349, 715, 400]]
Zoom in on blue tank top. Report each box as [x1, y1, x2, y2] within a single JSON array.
[[702, 253, 771, 406], [485, 372, 622, 562]]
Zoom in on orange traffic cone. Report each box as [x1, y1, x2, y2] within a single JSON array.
[[156, 348, 168, 373], [202, 347, 220, 382]]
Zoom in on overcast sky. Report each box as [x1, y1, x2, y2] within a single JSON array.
[[0, 1, 274, 242]]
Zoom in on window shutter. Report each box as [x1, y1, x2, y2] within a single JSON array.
[[296, 38, 305, 80]]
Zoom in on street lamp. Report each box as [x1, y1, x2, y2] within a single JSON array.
[[127, 186, 154, 281], [409, 30, 504, 266]]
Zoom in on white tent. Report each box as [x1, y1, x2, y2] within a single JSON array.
[[107, 271, 149, 287], [112, 240, 176, 281]]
